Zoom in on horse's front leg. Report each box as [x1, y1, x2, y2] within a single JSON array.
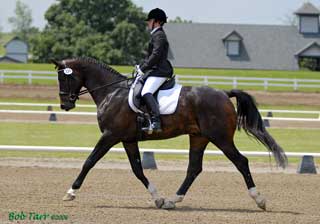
[[123, 141, 165, 208], [162, 135, 209, 209], [63, 131, 119, 201]]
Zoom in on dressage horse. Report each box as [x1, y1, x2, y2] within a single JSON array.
[[52, 57, 287, 210]]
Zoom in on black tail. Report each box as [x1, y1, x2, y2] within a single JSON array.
[[225, 89, 288, 168]]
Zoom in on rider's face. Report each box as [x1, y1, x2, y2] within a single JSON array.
[[147, 19, 160, 31], [147, 19, 155, 30]]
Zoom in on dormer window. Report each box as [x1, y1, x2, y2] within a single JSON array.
[[299, 15, 319, 33], [295, 2, 320, 34], [222, 30, 243, 57], [226, 41, 240, 56]]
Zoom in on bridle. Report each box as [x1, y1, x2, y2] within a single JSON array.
[[58, 67, 80, 102], [57, 62, 133, 103]]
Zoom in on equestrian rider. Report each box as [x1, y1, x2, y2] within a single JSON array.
[[135, 8, 174, 132]]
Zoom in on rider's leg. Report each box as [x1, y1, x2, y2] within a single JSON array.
[[141, 77, 167, 132]]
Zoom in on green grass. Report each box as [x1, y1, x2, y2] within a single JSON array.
[[0, 122, 319, 152], [0, 122, 319, 164]]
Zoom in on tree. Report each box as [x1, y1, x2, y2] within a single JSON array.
[[281, 13, 298, 26], [8, 0, 33, 41], [169, 16, 192, 23], [31, 0, 148, 64]]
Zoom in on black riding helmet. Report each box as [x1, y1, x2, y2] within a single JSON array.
[[146, 8, 167, 23]]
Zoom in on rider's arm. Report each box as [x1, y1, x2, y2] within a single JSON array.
[[140, 32, 167, 72]]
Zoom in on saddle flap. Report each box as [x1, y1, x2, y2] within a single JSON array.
[[128, 76, 182, 115]]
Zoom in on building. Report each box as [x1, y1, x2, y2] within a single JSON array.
[[164, 2, 320, 70], [0, 36, 28, 63]]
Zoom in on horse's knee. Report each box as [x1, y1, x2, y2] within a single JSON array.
[[240, 155, 249, 166]]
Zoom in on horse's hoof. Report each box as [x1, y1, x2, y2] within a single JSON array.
[[161, 199, 176, 210], [257, 198, 266, 211], [63, 193, 75, 201], [154, 198, 165, 208]]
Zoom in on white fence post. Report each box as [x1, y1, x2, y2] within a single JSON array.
[[0, 72, 3, 84], [293, 79, 298, 91], [264, 80, 268, 91], [233, 77, 237, 88], [204, 76, 208, 86], [28, 72, 32, 85]]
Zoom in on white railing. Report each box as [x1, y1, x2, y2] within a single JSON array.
[[0, 102, 320, 116], [0, 145, 319, 158], [176, 75, 320, 90], [0, 109, 319, 122], [1, 70, 320, 90], [0, 70, 56, 85], [0, 102, 96, 108]]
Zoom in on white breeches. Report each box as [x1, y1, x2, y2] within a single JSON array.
[[141, 77, 167, 96]]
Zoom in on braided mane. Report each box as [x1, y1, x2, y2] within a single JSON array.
[[68, 57, 126, 78]]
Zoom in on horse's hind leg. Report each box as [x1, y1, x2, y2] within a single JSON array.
[[63, 132, 119, 201], [123, 141, 165, 208], [162, 135, 209, 209], [211, 137, 266, 210]]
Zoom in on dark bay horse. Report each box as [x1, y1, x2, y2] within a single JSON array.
[[52, 57, 287, 210]]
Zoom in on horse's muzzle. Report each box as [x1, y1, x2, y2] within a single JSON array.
[[60, 102, 75, 111]]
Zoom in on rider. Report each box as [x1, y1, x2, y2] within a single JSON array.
[[135, 8, 174, 132]]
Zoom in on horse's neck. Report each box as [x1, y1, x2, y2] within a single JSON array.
[[84, 70, 125, 106]]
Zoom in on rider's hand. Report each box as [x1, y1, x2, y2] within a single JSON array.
[[134, 65, 144, 77]]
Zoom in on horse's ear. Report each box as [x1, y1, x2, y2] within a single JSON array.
[[50, 58, 61, 69]]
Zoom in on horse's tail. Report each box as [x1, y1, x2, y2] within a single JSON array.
[[225, 89, 288, 168]]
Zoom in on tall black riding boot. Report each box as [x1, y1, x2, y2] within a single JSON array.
[[143, 93, 162, 132]]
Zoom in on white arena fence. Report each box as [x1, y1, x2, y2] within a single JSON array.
[[0, 101, 320, 116], [1, 69, 320, 90], [0, 109, 319, 122], [0, 145, 319, 158], [0, 105, 319, 122]]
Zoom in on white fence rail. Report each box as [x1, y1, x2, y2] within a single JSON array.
[[176, 75, 320, 90], [0, 145, 319, 158], [0, 109, 319, 122], [1, 70, 320, 90], [0, 102, 96, 108], [0, 70, 56, 85], [0, 102, 320, 116]]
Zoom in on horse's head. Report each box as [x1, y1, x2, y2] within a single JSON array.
[[52, 59, 84, 111]]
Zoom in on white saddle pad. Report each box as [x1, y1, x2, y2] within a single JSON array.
[[128, 83, 182, 115]]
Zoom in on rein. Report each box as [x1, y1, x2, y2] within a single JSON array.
[[77, 77, 134, 96]]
